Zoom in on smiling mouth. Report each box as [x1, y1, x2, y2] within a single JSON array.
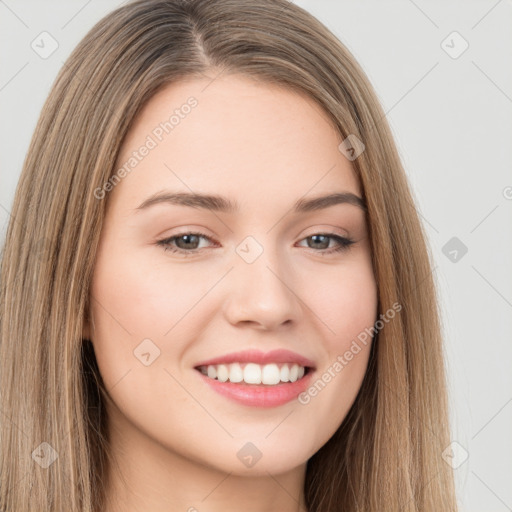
[[195, 362, 311, 386]]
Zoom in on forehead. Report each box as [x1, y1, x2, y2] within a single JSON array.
[[110, 74, 361, 213]]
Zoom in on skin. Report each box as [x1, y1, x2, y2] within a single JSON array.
[[84, 73, 378, 512]]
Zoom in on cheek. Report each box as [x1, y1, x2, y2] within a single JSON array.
[[88, 249, 204, 427], [311, 256, 378, 349], [90, 246, 204, 342], [88, 248, 178, 383], [88, 243, 227, 401], [297, 257, 377, 434]]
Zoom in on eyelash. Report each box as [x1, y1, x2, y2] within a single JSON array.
[[156, 231, 355, 256]]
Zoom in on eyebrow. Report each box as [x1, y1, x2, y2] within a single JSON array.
[[135, 190, 366, 214]]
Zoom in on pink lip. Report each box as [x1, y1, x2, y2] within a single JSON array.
[[194, 349, 316, 408], [194, 349, 315, 369], [196, 370, 314, 408]]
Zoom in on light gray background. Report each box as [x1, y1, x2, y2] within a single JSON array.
[[1, 1, 511, 510]]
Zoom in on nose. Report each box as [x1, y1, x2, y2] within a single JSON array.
[[222, 247, 302, 331]]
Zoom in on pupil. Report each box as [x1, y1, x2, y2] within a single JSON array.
[[311, 235, 328, 249], [178, 235, 199, 249]]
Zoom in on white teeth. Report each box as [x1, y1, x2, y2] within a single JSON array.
[[289, 364, 299, 382], [217, 364, 229, 382], [207, 366, 217, 379], [243, 363, 261, 384], [229, 362, 243, 383], [199, 362, 308, 385], [262, 363, 281, 385]]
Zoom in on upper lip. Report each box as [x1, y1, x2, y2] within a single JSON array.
[[195, 349, 316, 369]]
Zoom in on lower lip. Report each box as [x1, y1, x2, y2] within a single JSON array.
[[196, 370, 314, 408]]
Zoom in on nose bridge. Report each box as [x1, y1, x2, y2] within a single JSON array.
[[223, 234, 301, 328]]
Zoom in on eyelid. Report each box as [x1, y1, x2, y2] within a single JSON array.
[[301, 224, 350, 238]]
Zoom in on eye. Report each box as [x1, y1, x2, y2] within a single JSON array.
[[156, 231, 214, 256], [297, 234, 355, 254], [156, 231, 355, 256]]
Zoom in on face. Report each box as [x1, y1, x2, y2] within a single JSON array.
[[85, 74, 378, 477]]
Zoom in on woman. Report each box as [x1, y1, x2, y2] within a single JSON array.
[[0, 0, 458, 510]]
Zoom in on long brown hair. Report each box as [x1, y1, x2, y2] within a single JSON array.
[[0, 0, 458, 510]]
